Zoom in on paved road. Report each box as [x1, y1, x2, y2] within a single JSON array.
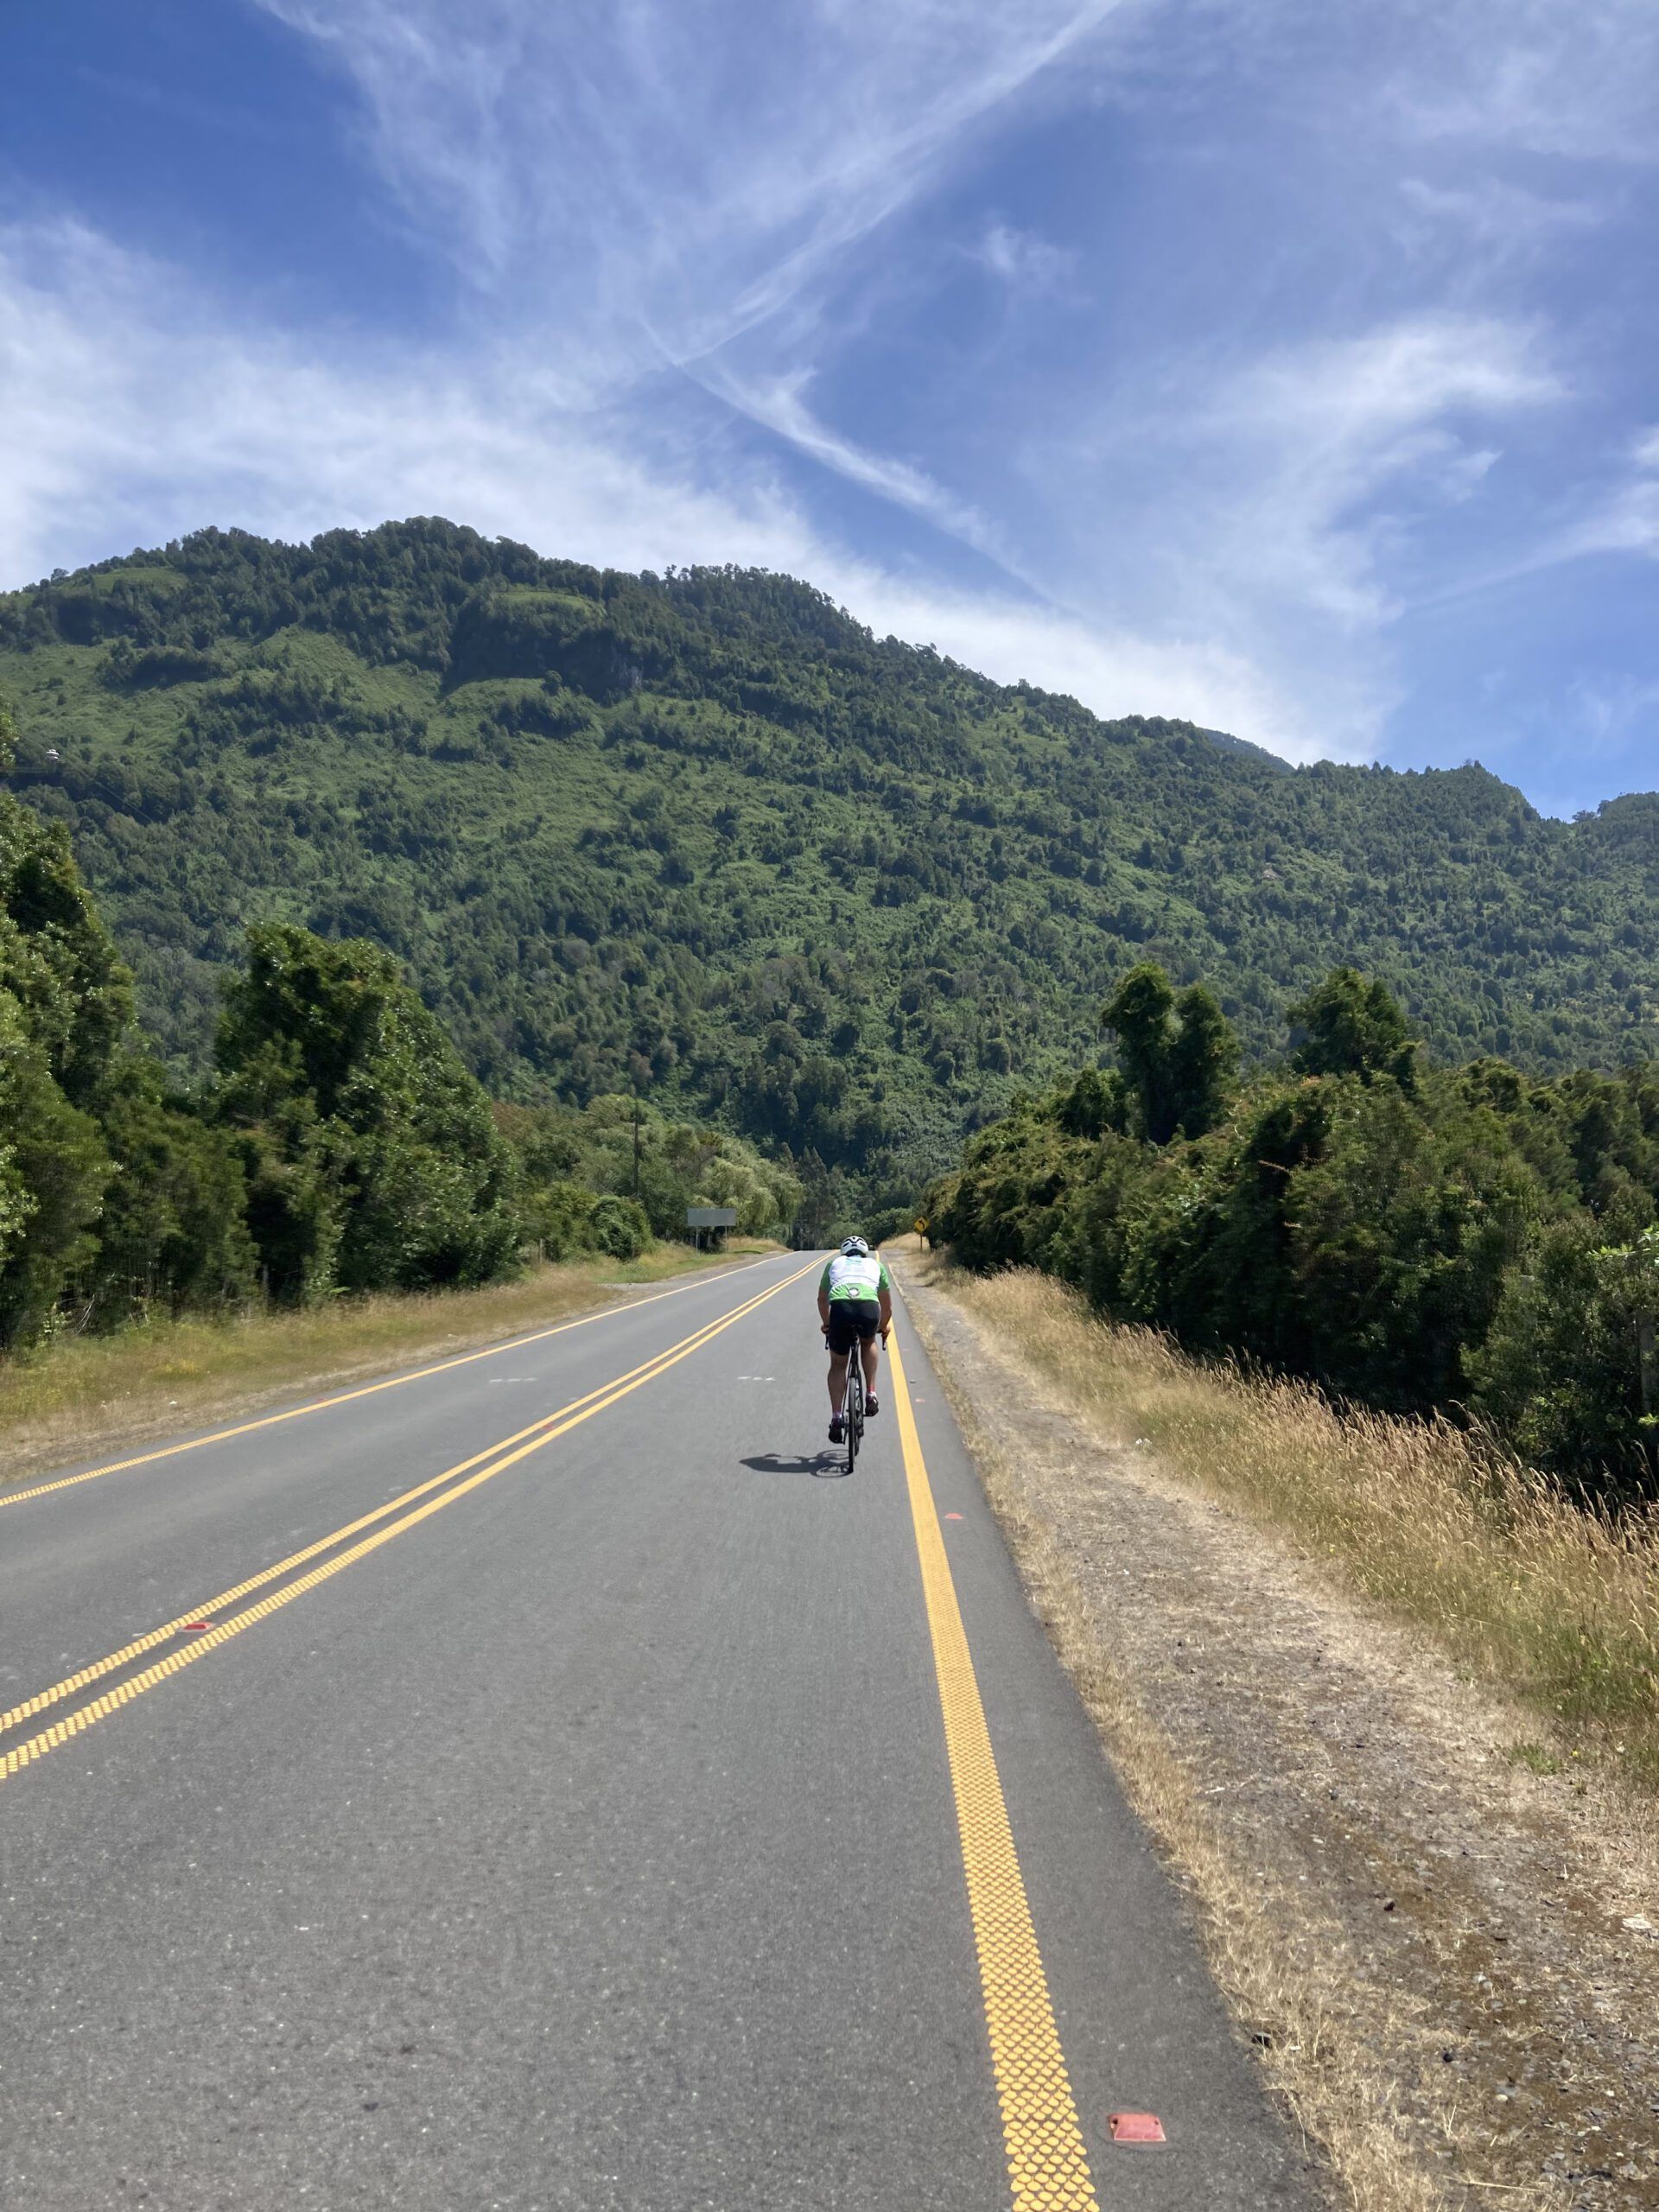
[[0, 1253, 1319, 2210]]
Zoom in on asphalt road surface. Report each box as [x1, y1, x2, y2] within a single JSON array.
[[0, 1252, 1321, 2210]]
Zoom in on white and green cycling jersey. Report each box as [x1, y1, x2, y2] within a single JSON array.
[[820, 1252, 891, 1302]]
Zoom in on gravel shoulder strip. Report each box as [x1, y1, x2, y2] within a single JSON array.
[[892, 1249, 1659, 2212]]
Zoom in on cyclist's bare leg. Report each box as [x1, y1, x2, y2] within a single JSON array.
[[860, 1336, 880, 1394], [827, 1347, 849, 1411]]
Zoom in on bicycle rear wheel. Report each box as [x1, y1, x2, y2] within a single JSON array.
[[845, 1360, 863, 1475]]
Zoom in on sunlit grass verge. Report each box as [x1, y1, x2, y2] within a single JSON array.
[[0, 1242, 778, 1488], [943, 1262, 1659, 1789]]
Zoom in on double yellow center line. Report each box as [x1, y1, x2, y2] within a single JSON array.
[[1, 1258, 818, 1785], [0, 1254, 776, 1514]]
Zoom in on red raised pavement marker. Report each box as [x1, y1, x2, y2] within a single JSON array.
[[1109, 2113, 1166, 2144]]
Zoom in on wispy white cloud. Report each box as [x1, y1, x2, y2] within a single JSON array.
[[1384, 0, 1659, 162], [0, 222, 810, 586], [975, 220, 1077, 293], [1433, 423, 1659, 601], [0, 218, 1325, 758], [1395, 175, 1604, 270], [849, 575, 1329, 755], [1564, 671, 1659, 759], [1081, 314, 1562, 633], [1554, 426, 1659, 561], [255, 0, 1124, 372], [695, 366, 1005, 559], [1218, 315, 1559, 448]]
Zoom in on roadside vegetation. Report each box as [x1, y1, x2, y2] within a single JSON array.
[[933, 1262, 1659, 1788], [931, 962, 1659, 1504]]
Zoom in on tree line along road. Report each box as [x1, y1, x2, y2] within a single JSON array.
[[0, 1249, 1319, 2210]]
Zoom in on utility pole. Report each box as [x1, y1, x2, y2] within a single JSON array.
[[632, 1085, 642, 1203]]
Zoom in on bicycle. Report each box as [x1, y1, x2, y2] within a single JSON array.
[[840, 1351, 866, 1476], [829, 1321, 890, 1476]]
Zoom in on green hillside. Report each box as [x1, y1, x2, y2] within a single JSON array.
[[3, 518, 1655, 1191]]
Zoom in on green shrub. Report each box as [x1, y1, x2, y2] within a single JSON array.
[[522, 1177, 595, 1261], [588, 1194, 650, 1261]]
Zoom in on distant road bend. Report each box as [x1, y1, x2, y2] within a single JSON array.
[[0, 1252, 1316, 2209]]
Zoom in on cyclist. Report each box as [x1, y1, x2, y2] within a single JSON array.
[[818, 1236, 893, 1443]]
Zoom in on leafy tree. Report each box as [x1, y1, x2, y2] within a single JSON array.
[[1056, 1065, 1125, 1140], [1100, 963, 1236, 1141], [1470, 1222, 1658, 1501], [519, 1179, 602, 1262], [79, 1056, 257, 1320], [1100, 964, 1178, 1141], [1288, 968, 1417, 1087], [0, 990, 109, 1346], [0, 712, 130, 1345], [494, 1095, 798, 1245], [1285, 1078, 1540, 1409], [215, 925, 520, 1299], [1167, 984, 1238, 1141]]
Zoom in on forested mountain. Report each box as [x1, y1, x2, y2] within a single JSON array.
[[3, 518, 1655, 1193]]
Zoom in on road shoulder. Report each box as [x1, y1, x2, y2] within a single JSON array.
[[891, 1248, 1659, 2212]]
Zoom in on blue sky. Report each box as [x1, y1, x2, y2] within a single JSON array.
[[2, 2, 1656, 814]]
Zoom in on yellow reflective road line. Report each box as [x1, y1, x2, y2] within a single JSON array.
[[889, 1330, 1102, 2212], [1, 1260, 819, 1780], [0, 1255, 778, 1514], [0, 1262, 812, 1742]]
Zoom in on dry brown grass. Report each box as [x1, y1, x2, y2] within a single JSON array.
[[946, 1262, 1659, 1791], [0, 1243, 772, 1488]]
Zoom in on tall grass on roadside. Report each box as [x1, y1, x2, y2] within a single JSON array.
[[949, 1265, 1659, 1783], [0, 1244, 760, 1487]]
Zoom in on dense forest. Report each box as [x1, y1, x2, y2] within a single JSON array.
[[0, 698, 795, 1352], [2, 519, 1655, 1209], [931, 964, 1659, 1501]]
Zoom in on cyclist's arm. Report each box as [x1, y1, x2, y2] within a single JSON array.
[[877, 1264, 893, 1338], [817, 1262, 832, 1331]]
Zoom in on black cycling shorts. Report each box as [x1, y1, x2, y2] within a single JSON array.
[[825, 1299, 880, 1354]]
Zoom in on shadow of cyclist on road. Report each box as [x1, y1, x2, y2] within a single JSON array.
[[738, 1452, 848, 1480]]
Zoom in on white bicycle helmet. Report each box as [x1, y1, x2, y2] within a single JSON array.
[[840, 1236, 870, 1257]]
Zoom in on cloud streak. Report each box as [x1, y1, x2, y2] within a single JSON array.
[[256, 0, 1124, 371], [0, 217, 1332, 757], [1198, 315, 1562, 620]]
